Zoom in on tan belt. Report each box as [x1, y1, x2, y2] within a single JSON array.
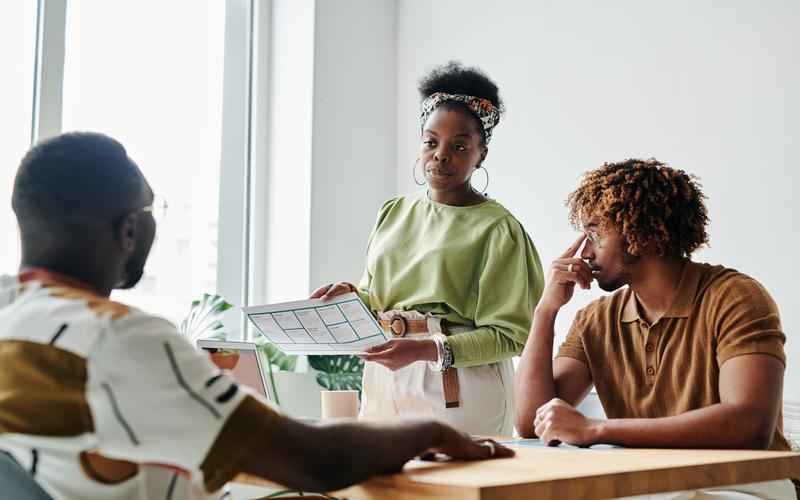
[[378, 315, 460, 409]]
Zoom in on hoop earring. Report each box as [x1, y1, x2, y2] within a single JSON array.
[[413, 159, 426, 186], [471, 165, 489, 194]]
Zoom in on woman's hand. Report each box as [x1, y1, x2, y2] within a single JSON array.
[[310, 282, 356, 301], [359, 339, 438, 371]]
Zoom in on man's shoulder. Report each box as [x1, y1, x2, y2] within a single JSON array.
[[0, 276, 182, 349], [88, 307, 197, 373], [4, 275, 133, 320], [0, 275, 20, 309], [107, 308, 180, 338], [50, 285, 134, 321], [694, 262, 775, 306]]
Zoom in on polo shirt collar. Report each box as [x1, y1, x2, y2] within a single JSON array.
[[621, 288, 640, 323], [664, 261, 703, 318], [620, 260, 702, 323]]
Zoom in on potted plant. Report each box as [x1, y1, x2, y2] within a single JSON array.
[[255, 340, 298, 406], [179, 295, 366, 416], [307, 355, 364, 392], [178, 294, 245, 372], [178, 293, 231, 342]]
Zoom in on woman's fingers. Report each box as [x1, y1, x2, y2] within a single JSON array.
[[358, 342, 393, 362], [311, 282, 356, 301], [309, 284, 332, 299], [321, 282, 355, 300], [363, 341, 392, 353]]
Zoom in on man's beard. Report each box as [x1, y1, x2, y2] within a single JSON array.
[[117, 258, 145, 289], [597, 251, 639, 292]]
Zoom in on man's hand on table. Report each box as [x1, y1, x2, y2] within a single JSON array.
[[534, 398, 603, 447], [421, 423, 514, 461]]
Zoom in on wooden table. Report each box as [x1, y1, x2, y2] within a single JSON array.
[[237, 442, 800, 499]]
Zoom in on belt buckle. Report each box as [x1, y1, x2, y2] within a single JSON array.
[[389, 315, 408, 337]]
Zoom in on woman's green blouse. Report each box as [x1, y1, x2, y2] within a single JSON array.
[[356, 193, 544, 368]]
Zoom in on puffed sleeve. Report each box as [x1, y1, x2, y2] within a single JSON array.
[[448, 217, 544, 368], [356, 197, 401, 310]]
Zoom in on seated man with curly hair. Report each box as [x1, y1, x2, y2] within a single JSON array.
[[514, 159, 798, 499]]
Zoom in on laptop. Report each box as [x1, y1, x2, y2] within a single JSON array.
[[197, 339, 275, 403]]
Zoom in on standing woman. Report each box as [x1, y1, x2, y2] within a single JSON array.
[[312, 62, 544, 435]]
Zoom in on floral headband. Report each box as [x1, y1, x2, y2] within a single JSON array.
[[420, 92, 502, 144]]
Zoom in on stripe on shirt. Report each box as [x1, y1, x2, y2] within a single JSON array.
[[163, 342, 221, 419], [49, 323, 68, 345], [100, 383, 140, 446]]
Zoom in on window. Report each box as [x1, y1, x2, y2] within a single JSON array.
[[61, 0, 226, 323], [0, 2, 37, 275]]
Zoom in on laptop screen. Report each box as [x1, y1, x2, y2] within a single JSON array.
[[200, 343, 270, 401]]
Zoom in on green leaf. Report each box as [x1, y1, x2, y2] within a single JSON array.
[[256, 340, 298, 372], [314, 371, 363, 391], [308, 354, 363, 373], [308, 355, 364, 391], [179, 294, 233, 342]]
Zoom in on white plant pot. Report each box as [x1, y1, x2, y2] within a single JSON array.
[[272, 371, 322, 419]]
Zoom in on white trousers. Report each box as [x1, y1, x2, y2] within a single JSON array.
[[617, 480, 796, 499], [359, 311, 514, 436]]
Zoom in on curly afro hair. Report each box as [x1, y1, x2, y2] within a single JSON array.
[[418, 61, 504, 143], [566, 159, 710, 258]]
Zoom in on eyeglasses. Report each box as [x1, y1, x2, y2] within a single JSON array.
[[139, 194, 168, 222], [585, 229, 602, 246]]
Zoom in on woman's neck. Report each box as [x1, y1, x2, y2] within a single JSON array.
[[428, 185, 486, 207]]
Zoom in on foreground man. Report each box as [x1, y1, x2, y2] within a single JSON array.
[[515, 159, 797, 499], [0, 132, 511, 500]]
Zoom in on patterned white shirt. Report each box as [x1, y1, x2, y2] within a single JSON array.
[[0, 270, 278, 500]]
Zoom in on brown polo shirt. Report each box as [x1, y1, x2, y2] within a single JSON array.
[[557, 260, 790, 451]]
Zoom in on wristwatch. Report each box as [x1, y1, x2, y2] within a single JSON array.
[[429, 333, 454, 372]]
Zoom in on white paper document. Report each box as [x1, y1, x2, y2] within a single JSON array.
[[243, 293, 391, 355]]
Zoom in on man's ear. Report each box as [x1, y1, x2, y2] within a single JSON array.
[[115, 213, 138, 253]]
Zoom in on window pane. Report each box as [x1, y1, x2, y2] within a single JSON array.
[[63, 0, 226, 323], [0, 2, 37, 275]]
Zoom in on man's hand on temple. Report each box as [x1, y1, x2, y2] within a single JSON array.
[[537, 235, 592, 314]]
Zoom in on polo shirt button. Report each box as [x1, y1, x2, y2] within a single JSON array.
[[646, 366, 655, 376], [646, 343, 654, 352]]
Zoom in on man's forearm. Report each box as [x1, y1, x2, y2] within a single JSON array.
[[245, 416, 442, 492], [596, 402, 776, 449], [514, 307, 559, 437], [310, 419, 442, 491]]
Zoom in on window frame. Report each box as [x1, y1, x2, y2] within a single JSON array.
[[31, 0, 266, 337]]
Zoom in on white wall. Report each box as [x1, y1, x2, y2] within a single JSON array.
[[263, 0, 396, 304], [309, 0, 397, 292], [396, 0, 800, 398]]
